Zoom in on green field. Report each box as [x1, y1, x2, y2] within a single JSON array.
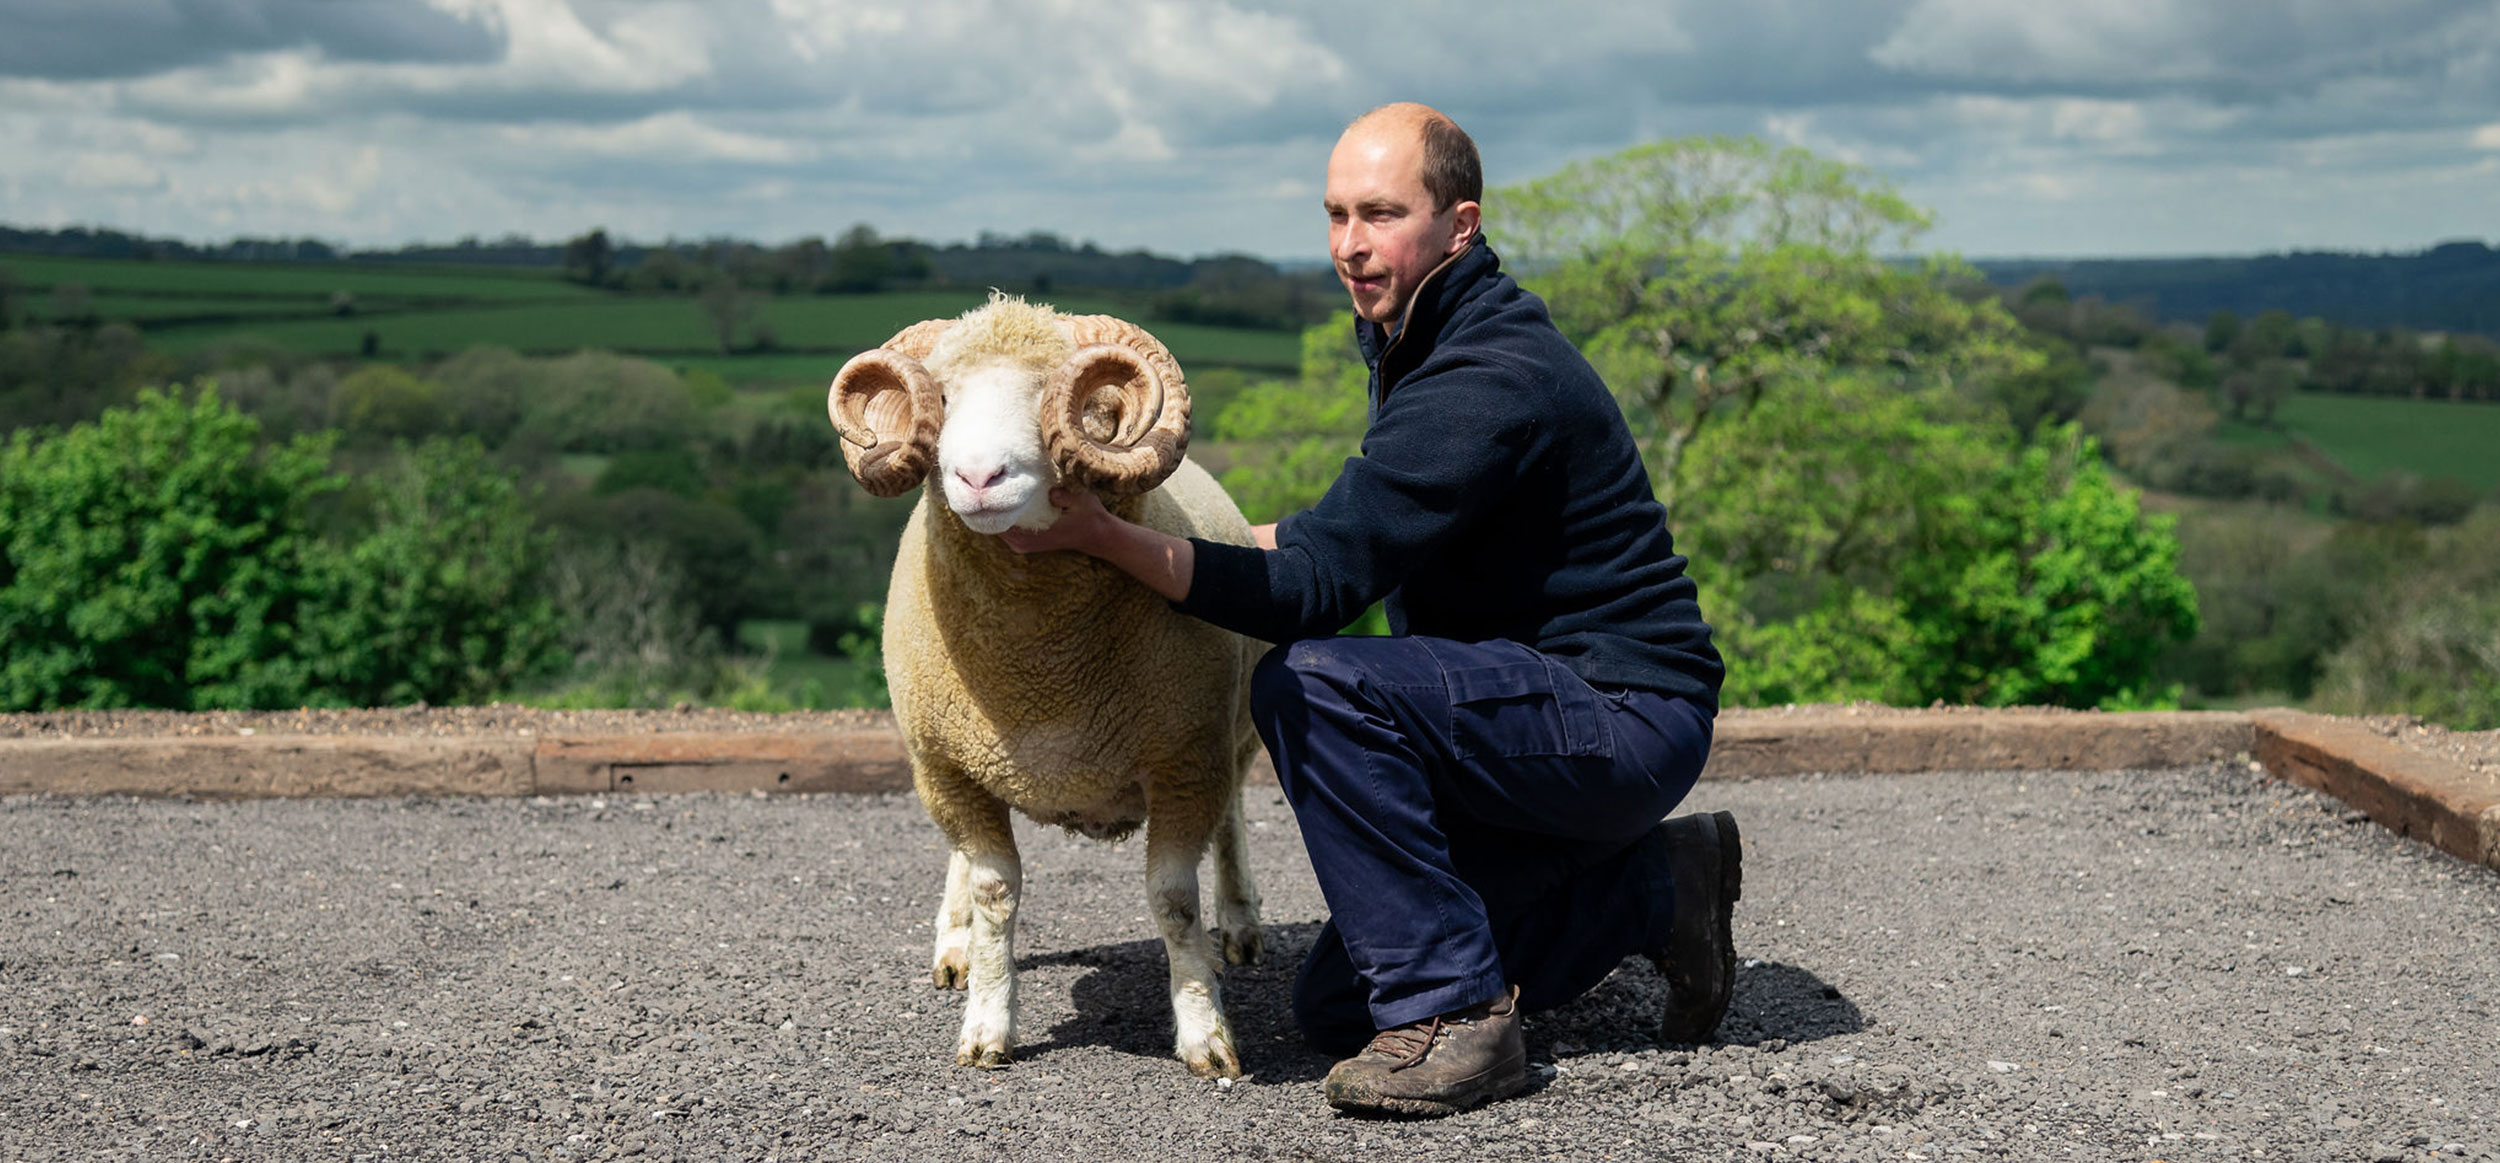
[[8, 253, 1301, 382], [2222, 391, 2500, 490], [6, 253, 589, 301]]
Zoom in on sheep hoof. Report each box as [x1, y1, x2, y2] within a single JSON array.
[[1219, 926, 1263, 967], [1182, 1028, 1244, 1080], [958, 1045, 1012, 1070], [932, 948, 970, 989]]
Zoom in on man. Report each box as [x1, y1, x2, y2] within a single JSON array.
[[1002, 103, 1738, 1117]]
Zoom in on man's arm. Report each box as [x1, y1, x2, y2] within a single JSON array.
[[999, 489, 1198, 601]]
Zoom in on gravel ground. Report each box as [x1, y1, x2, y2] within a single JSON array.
[[4, 763, 2495, 1162], [2355, 716, 2500, 782]]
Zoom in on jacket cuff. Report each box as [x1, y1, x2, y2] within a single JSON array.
[[1175, 537, 1266, 623]]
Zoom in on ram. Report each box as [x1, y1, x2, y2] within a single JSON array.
[[827, 296, 1264, 1077]]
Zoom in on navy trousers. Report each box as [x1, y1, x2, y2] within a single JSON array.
[[1250, 635, 1713, 1055]]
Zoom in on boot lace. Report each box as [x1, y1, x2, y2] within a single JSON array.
[[1361, 1016, 1446, 1072]]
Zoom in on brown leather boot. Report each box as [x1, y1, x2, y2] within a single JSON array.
[[1651, 810, 1742, 1043], [1322, 985, 1527, 1117]]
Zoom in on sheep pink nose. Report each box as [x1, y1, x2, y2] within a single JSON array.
[[955, 465, 1007, 491]]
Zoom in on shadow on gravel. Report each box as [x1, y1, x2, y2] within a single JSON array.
[[1019, 922, 1337, 1084], [1716, 958, 1867, 1047], [1017, 928, 1865, 1080], [1526, 957, 1867, 1060]]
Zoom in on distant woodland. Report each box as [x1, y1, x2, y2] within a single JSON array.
[[1977, 242, 2500, 337], [3, 140, 2496, 728]]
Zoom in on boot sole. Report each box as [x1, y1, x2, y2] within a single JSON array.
[[1702, 810, 1742, 1030], [1660, 810, 1742, 1043], [1325, 1059, 1530, 1118]]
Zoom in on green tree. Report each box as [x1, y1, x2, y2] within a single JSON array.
[[1683, 374, 2197, 708], [830, 224, 895, 293], [1486, 136, 2044, 509], [331, 363, 448, 443], [46, 283, 97, 329], [2203, 309, 2242, 357], [0, 321, 172, 432], [0, 387, 564, 710], [307, 438, 565, 704], [2313, 505, 2500, 729], [1897, 431, 2199, 707], [512, 351, 698, 453], [563, 228, 615, 287], [543, 487, 765, 638], [538, 533, 729, 708], [430, 346, 531, 446], [594, 448, 707, 499], [1213, 313, 1369, 522], [2236, 309, 2301, 361], [0, 386, 338, 709], [1488, 135, 2194, 707], [698, 276, 756, 352]]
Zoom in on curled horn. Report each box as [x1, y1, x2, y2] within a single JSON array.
[[827, 321, 950, 497], [1040, 316, 1190, 495]]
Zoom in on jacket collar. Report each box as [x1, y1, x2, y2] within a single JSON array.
[[1356, 239, 1500, 380]]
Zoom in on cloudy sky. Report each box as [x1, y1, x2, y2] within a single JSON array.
[[2, 0, 2495, 262]]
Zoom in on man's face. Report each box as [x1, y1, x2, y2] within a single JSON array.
[[1324, 123, 1478, 326]]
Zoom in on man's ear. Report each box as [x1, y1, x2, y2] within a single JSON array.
[[1446, 200, 1481, 255]]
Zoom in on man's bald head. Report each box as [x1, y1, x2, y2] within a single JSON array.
[[1345, 103, 1482, 214]]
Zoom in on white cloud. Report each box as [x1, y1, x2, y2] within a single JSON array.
[[2045, 99, 2150, 146], [124, 52, 325, 121], [236, 143, 385, 217], [64, 152, 166, 192], [0, 0, 2491, 259], [484, 0, 715, 93], [501, 111, 805, 163], [1872, 0, 2210, 84]]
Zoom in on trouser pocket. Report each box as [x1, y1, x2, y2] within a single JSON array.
[[1422, 639, 1613, 762]]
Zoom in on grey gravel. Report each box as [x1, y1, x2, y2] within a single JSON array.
[[4, 762, 2495, 1161]]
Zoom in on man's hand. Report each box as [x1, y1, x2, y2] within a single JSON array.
[[998, 488, 1112, 557], [996, 487, 1197, 602]]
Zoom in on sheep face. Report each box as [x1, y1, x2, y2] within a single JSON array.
[[931, 358, 1056, 535], [828, 297, 1193, 506]]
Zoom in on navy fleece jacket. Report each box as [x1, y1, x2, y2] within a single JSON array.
[[1176, 241, 1724, 710]]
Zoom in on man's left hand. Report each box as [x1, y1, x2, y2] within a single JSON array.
[[998, 488, 1111, 556]]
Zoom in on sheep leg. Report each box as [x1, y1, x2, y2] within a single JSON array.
[[1209, 787, 1264, 966], [919, 774, 1021, 1068], [954, 841, 1022, 1069], [931, 849, 973, 989], [1145, 810, 1242, 1079]]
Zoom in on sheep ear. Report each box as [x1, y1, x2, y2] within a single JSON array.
[[1041, 318, 1190, 495], [828, 347, 944, 497]]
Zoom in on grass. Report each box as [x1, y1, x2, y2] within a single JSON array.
[[76, 269, 1301, 373], [667, 353, 856, 389], [4, 253, 591, 301], [69, 293, 392, 322], [737, 619, 885, 709], [2261, 392, 2500, 491], [10, 254, 1303, 395]]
